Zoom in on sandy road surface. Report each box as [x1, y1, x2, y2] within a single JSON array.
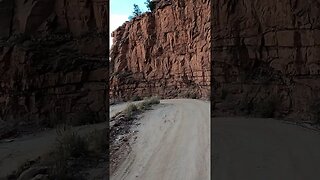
[[213, 117, 320, 180], [0, 122, 107, 178], [111, 99, 210, 180]]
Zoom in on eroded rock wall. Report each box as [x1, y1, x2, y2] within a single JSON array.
[[110, 0, 211, 101], [213, 0, 320, 121], [0, 0, 107, 126]]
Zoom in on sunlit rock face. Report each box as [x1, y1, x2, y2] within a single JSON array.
[[213, 0, 320, 121], [0, 0, 108, 125], [109, 0, 211, 101]]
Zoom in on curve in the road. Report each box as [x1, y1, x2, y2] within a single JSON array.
[[111, 99, 210, 180]]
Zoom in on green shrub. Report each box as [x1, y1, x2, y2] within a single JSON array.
[[145, 0, 157, 11], [129, 4, 142, 20]]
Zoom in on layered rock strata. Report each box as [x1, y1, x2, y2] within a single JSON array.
[[0, 0, 108, 127], [110, 0, 211, 101], [213, 0, 320, 121]]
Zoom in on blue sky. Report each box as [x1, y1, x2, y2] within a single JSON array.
[[110, 0, 148, 49]]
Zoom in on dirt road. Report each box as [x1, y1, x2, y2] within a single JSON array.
[[212, 117, 320, 180], [111, 99, 210, 180]]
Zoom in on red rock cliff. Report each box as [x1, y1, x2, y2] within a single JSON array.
[[213, 0, 320, 121], [0, 0, 107, 127], [110, 0, 211, 101]]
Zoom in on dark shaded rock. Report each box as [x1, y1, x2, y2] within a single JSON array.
[[0, 0, 108, 126], [212, 0, 320, 121]]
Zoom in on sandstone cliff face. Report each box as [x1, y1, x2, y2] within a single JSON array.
[[110, 0, 211, 101], [213, 0, 320, 121], [0, 0, 107, 127]]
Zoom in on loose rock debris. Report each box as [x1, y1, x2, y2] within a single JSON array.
[[110, 111, 141, 174]]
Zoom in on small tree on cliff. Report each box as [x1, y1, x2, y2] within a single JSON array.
[[129, 4, 142, 20], [145, 0, 156, 12]]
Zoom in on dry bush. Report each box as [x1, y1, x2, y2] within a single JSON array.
[[123, 103, 138, 118], [137, 96, 160, 111], [148, 96, 160, 104], [51, 127, 89, 179]]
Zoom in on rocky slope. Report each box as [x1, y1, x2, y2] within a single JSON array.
[[110, 0, 211, 101], [0, 0, 107, 129], [212, 0, 320, 121]]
